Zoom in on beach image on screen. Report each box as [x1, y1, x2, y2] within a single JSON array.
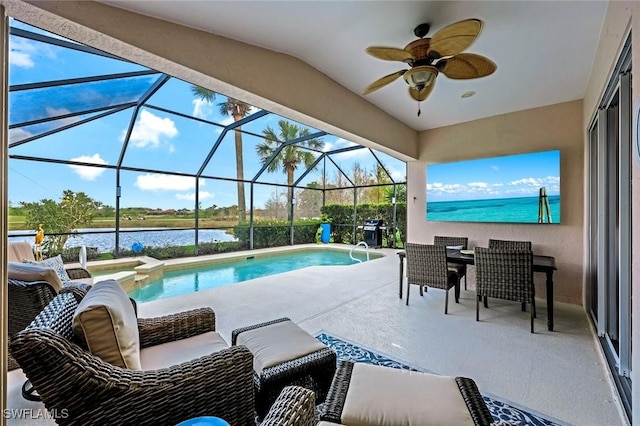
[[426, 150, 560, 223]]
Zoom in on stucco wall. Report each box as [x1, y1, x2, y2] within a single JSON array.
[[408, 100, 584, 304]]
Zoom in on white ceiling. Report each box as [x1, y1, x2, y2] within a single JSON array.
[[101, 1, 608, 132]]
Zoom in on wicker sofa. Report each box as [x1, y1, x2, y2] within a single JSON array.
[[9, 285, 256, 425]]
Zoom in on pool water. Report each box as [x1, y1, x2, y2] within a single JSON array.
[[128, 249, 378, 302]]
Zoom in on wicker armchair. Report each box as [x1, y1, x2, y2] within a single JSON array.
[[475, 247, 536, 333], [7, 279, 89, 371], [434, 235, 469, 290], [405, 243, 460, 314], [261, 386, 317, 426], [9, 290, 255, 426]]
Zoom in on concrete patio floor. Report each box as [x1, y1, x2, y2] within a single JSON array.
[[7, 244, 628, 425]]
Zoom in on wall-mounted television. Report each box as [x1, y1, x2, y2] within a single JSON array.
[[426, 150, 560, 223]]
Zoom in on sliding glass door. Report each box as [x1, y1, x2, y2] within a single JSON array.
[[587, 34, 632, 417]]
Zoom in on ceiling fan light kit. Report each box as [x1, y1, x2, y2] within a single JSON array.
[[362, 18, 496, 115], [403, 66, 438, 91]]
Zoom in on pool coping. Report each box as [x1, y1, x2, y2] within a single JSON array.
[[71, 243, 386, 293]]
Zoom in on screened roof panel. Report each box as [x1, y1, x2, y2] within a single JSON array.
[[371, 150, 407, 183], [9, 108, 132, 165], [326, 147, 383, 187], [146, 78, 224, 125], [254, 144, 324, 186], [200, 132, 244, 180], [9, 33, 149, 86], [9, 73, 162, 126], [323, 157, 353, 189], [294, 156, 326, 189], [8, 108, 124, 145], [121, 107, 219, 174], [7, 20, 407, 214]]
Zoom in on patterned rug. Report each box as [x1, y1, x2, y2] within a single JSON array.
[[315, 332, 570, 426]]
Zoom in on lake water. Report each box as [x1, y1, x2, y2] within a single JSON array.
[[427, 195, 560, 223], [8, 227, 236, 252]]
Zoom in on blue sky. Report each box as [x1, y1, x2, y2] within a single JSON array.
[[426, 150, 560, 202], [7, 20, 406, 210]]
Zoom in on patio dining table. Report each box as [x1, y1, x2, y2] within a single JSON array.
[[396, 249, 558, 331]]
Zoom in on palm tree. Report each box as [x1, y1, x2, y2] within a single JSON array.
[[191, 86, 251, 221], [256, 120, 324, 220]]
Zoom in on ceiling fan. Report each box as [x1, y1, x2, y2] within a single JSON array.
[[362, 18, 497, 116]]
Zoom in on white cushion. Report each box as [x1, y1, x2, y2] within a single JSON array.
[[72, 279, 141, 369], [140, 331, 229, 370], [8, 262, 63, 293], [25, 254, 71, 282], [341, 363, 474, 426], [237, 320, 327, 374]]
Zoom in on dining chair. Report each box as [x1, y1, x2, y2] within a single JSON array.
[[474, 247, 535, 333], [405, 243, 459, 314], [434, 236, 469, 290], [488, 238, 532, 251]]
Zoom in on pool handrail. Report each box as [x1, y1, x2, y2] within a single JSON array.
[[350, 241, 370, 263]]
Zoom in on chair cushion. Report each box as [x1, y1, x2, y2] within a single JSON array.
[[8, 241, 36, 262], [8, 262, 63, 293], [140, 331, 229, 370], [72, 279, 141, 370], [25, 254, 71, 282], [340, 363, 474, 426], [236, 320, 327, 373]]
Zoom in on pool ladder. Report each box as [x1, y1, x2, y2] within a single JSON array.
[[350, 241, 370, 263]]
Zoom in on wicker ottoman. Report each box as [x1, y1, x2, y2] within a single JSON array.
[[232, 317, 337, 418], [320, 361, 493, 426]]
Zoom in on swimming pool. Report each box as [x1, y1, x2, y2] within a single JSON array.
[[128, 248, 381, 302]]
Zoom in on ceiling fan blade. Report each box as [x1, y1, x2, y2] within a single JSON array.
[[366, 47, 414, 62], [438, 53, 497, 79], [409, 81, 435, 102], [428, 18, 483, 58], [362, 70, 407, 95]]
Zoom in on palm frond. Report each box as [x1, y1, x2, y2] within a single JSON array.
[[191, 85, 216, 103]]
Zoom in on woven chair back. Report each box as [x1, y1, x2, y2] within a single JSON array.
[[488, 239, 532, 251], [475, 247, 533, 302], [405, 243, 449, 290], [434, 236, 468, 249], [28, 292, 79, 340]]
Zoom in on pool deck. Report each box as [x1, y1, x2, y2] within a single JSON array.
[[7, 243, 628, 425]]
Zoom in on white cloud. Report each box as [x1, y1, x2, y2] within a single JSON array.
[[176, 191, 213, 201], [468, 182, 488, 188], [509, 176, 559, 188], [126, 110, 178, 149], [10, 51, 34, 68], [220, 116, 235, 126], [8, 128, 33, 143], [192, 98, 213, 120], [10, 38, 37, 68], [490, 165, 499, 171], [68, 154, 108, 181], [45, 106, 82, 126], [135, 173, 204, 191]]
